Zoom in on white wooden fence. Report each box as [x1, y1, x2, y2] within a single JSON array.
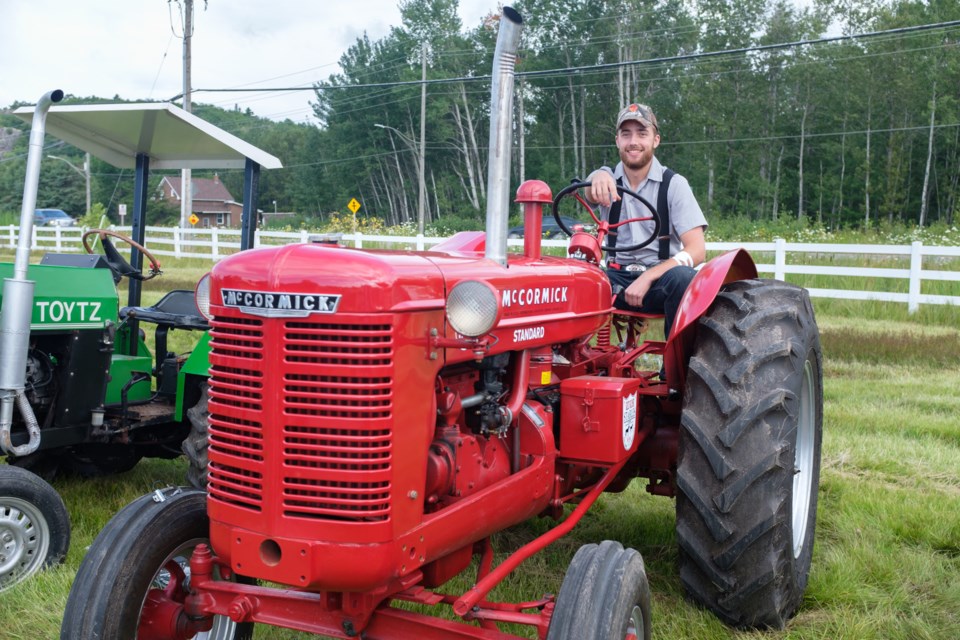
[[10, 225, 960, 313]]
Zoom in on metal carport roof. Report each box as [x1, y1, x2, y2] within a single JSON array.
[[13, 102, 282, 170]]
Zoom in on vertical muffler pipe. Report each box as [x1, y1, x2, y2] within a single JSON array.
[[484, 6, 523, 267], [0, 89, 63, 456]]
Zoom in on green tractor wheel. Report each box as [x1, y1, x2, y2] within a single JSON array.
[[0, 465, 71, 592]]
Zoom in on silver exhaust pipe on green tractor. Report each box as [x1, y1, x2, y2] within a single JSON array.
[[0, 89, 64, 456]]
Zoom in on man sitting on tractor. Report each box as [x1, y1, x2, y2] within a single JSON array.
[[585, 103, 708, 356]]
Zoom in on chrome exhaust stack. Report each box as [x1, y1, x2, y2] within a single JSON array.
[[483, 6, 523, 267], [0, 89, 63, 456]]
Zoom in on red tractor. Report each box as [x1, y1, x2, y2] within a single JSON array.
[[61, 7, 822, 639]]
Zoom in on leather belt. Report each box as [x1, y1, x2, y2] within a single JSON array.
[[607, 262, 647, 272]]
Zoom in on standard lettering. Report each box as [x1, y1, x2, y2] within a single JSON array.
[[513, 326, 545, 342]]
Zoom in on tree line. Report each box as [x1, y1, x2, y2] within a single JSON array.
[[2, 0, 959, 232]]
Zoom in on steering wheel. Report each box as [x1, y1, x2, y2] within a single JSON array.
[[82, 229, 162, 282], [552, 181, 662, 253]]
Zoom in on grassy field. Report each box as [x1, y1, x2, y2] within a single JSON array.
[[0, 253, 958, 639]]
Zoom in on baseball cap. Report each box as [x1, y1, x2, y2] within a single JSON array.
[[616, 103, 658, 132]]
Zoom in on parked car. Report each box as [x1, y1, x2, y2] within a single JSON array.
[[34, 208, 76, 227], [507, 215, 595, 239]]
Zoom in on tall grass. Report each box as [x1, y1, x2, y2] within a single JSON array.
[[0, 254, 958, 638]]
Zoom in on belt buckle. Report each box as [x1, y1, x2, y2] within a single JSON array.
[[625, 263, 646, 272]]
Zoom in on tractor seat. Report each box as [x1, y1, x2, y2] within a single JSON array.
[[120, 289, 209, 331]]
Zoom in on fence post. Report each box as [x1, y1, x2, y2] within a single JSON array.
[[212, 227, 220, 260], [908, 240, 922, 313], [774, 238, 787, 281], [31, 226, 37, 250], [301, 230, 309, 243], [8, 226, 14, 248], [417, 233, 424, 251], [174, 227, 182, 259], [355, 231, 363, 249], [254, 228, 261, 248]]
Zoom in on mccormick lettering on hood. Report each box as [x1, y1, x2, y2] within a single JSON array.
[[501, 286, 568, 308], [221, 288, 340, 318]]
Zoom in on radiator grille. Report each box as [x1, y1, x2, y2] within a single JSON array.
[[207, 311, 395, 523]]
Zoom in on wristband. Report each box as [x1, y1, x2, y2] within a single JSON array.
[[673, 250, 694, 268]]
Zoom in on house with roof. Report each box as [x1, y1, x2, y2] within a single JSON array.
[[156, 173, 243, 228]]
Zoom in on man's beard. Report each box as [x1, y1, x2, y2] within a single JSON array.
[[619, 145, 653, 171]]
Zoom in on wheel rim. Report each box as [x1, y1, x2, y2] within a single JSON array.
[[625, 604, 644, 640], [792, 356, 817, 558], [0, 496, 51, 590], [138, 537, 240, 639]]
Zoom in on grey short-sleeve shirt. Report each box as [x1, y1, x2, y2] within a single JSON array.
[[597, 157, 707, 267]]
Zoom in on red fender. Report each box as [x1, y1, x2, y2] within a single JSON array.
[[431, 231, 485, 255], [663, 249, 759, 390]]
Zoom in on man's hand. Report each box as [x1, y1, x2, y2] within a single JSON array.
[[623, 271, 655, 307], [586, 169, 620, 207]]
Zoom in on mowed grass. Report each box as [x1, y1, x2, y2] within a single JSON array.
[[0, 251, 959, 638]]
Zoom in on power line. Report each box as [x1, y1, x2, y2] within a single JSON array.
[[174, 19, 960, 99]]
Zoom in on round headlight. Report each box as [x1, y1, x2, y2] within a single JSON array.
[[446, 280, 501, 338], [195, 273, 212, 320]]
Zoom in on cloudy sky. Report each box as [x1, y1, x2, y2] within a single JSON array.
[[1, 0, 502, 123]]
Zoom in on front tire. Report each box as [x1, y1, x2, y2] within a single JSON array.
[[547, 541, 651, 640], [677, 279, 823, 628], [0, 465, 71, 591], [60, 487, 252, 639]]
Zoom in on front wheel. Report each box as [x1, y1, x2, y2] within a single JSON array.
[[677, 279, 823, 628], [60, 488, 252, 639], [546, 541, 651, 640], [0, 465, 71, 591]]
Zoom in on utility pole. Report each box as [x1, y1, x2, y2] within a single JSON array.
[[181, 0, 194, 230], [83, 152, 91, 218], [417, 42, 427, 236]]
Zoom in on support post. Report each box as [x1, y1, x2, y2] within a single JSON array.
[[908, 240, 922, 313], [241, 157, 261, 251]]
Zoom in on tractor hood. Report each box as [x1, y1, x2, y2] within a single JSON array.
[[208, 241, 613, 360], [210, 243, 447, 315], [210, 242, 613, 319]]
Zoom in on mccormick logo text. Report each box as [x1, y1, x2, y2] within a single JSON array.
[[501, 286, 568, 308], [221, 288, 340, 318]]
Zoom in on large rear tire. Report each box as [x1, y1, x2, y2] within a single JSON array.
[[677, 279, 822, 628], [0, 465, 70, 592], [546, 540, 651, 640], [60, 487, 253, 639]]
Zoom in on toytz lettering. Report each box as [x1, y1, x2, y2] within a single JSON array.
[[501, 286, 568, 308], [36, 300, 102, 323]]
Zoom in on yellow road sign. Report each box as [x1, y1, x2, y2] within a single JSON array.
[[189, 213, 199, 225], [347, 198, 361, 214]]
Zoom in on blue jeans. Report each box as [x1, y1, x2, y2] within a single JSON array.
[[606, 265, 697, 341]]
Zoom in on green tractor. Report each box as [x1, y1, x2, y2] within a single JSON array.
[[0, 91, 280, 591]]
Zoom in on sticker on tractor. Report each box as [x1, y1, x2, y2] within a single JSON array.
[[34, 300, 103, 328], [622, 391, 638, 450], [221, 288, 340, 317]]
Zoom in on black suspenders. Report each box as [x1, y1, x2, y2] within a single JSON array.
[[657, 168, 674, 260], [606, 169, 675, 262]]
